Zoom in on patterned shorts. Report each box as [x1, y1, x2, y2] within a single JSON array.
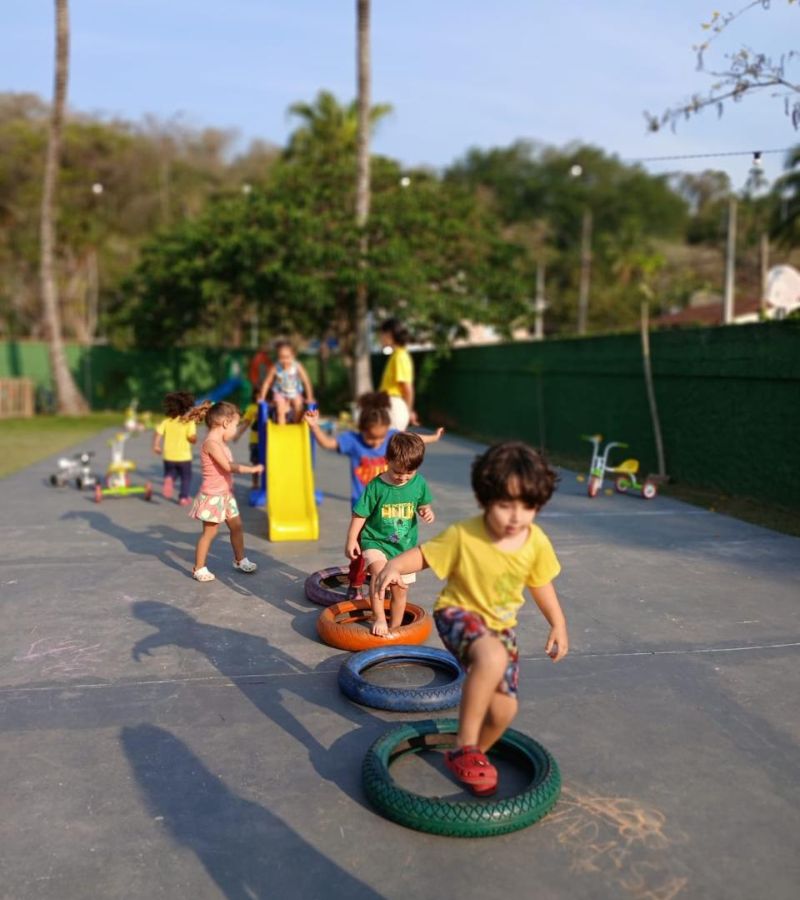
[[434, 607, 520, 697], [189, 491, 240, 524]]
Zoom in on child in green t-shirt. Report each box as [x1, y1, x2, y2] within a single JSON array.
[[370, 441, 568, 797], [346, 432, 435, 637]]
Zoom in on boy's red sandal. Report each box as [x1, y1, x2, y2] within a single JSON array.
[[444, 745, 498, 796]]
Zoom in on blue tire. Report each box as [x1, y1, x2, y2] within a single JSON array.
[[338, 645, 464, 712]]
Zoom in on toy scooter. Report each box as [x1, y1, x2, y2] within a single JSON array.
[[94, 432, 152, 503], [49, 451, 98, 489], [582, 434, 658, 500]]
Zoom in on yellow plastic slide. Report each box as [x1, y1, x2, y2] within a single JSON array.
[[266, 420, 319, 541]]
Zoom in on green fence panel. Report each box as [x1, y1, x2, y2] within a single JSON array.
[[0, 341, 350, 415], [402, 321, 800, 508]]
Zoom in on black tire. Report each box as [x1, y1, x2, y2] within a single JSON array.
[[362, 719, 561, 838], [304, 565, 370, 607], [339, 646, 464, 712]]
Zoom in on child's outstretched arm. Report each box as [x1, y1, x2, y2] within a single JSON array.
[[345, 515, 366, 560], [297, 362, 315, 404], [419, 427, 445, 444], [257, 367, 277, 402], [304, 409, 337, 450], [371, 547, 428, 601], [530, 583, 569, 662], [152, 432, 162, 455], [205, 440, 263, 476]]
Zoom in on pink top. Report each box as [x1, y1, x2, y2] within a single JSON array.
[[199, 440, 234, 495]]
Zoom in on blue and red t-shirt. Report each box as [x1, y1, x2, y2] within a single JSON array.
[[337, 428, 399, 506]]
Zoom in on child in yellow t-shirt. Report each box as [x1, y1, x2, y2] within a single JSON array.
[[371, 441, 568, 797], [152, 392, 197, 504]]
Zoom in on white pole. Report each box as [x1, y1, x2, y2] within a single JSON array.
[[723, 196, 737, 324], [534, 262, 545, 340]]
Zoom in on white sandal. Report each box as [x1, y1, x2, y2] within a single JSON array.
[[233, 557, 257, 574], [193, 566, 215, 582]]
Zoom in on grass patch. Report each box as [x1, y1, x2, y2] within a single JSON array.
[[545, 449, 800, 538], [0, 413, 122, 479]]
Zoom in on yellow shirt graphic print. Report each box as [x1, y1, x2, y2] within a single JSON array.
[[381, 502, 415, 520]]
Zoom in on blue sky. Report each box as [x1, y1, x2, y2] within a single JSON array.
[[2, 1, 798, 188]]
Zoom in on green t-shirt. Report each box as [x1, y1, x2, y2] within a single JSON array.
[[353, 473, 433, 558]]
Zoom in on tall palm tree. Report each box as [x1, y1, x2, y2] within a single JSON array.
[[286, 90, 391, 162], [40, 0, 88, 413], [353, 0, 373, 396]]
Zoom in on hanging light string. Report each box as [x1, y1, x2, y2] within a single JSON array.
[[626, 148, 793, 163]]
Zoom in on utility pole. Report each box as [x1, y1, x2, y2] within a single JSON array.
[[534, 262, 546, 340], [723, 196, 737, 324], [577, 206, 592, 335]]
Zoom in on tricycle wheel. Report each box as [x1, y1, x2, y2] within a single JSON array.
[[587, 475, 601, 498], [614, 476, 629, 494], [642, 481, 657, 500], [94, 484, 103, 504], [144, 482, 153, 501]]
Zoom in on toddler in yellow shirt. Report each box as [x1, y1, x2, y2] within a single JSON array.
[[152, 391, 197, 504], [371, 441, 569, 796]]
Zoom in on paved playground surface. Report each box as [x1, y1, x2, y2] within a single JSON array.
[[1, 428, 798, 900]]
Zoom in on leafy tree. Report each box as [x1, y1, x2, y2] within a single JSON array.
[[446, 141, 689, 331]]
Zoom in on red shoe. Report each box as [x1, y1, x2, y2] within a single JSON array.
[[444, 745, 498, 796], [178, 497, 191, 506], [163, 476, 174, 500]]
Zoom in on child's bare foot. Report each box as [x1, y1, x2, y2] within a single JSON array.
[[371, 619, 390, 637]]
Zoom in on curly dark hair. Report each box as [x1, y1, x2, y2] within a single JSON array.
[[471, 442, 558, 510], [357, 391, 391, 432], [163, 391, 195, 419]]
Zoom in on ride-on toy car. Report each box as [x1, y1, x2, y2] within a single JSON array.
[[49, 451, 98, 489]]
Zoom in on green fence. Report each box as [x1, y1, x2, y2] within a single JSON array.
[[0, 342, 350, 413], [408, 321, 800, 508]]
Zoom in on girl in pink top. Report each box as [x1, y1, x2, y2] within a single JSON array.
[[185, 401, 263, 582]]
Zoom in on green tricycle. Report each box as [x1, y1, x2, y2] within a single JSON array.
[[581, 434, 658, 500], [94, 432, 153, 503]]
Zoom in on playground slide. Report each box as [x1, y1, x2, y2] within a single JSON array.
[[267, 420, 319, 541], [198, 376, 244, 404]]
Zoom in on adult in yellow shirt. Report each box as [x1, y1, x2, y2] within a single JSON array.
[[378, 318, 415, 430]]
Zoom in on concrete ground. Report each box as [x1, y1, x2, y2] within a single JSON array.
[[1, 427, 798, 900]]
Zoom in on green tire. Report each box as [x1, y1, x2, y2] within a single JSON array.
[[362, 718, 561, 838]]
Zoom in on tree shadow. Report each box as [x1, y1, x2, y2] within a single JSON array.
[[120, 724, 383, 900]]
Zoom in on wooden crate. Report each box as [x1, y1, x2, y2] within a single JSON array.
[[0, 378, 35, 418]]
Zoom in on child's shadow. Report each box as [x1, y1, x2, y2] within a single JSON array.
[[121, 723, 383, 900], [131, 601, 397, 804], [61, 510, 194, 578]]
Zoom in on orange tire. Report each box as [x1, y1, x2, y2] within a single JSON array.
[[316, 600, 431, 651]]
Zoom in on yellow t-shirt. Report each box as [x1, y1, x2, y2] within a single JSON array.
[[156, 417, 196, 462], [379, 347, 414, 398], [422, 515, 561, 631], [242, 403, 259, 445]]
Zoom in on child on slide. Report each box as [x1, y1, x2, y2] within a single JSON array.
[[371, 441, 569, 795], [347, 433, 436, 637], [305, 392, 443, 598], [257, 340, 315, 425], [183, 401, 263, 582], [152, 391, 197, 505]]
